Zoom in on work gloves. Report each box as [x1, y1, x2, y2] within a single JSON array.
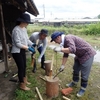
[[30, 43, 36, 54], [59, 65, 65, 72], [32, 43, 36, 47], [54, 46, 62, 52], [28, 47, 35, 54], [38, 57, 41, 63]]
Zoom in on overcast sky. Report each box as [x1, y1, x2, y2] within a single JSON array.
[[31, 0, 100, 19]]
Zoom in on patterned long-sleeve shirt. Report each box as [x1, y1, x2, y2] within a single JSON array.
[[63, 34, 96, 64]]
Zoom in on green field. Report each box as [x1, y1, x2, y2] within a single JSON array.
[[14, 24, 100, 100]]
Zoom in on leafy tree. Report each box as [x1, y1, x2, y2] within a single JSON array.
[[97, 14, 100, 19]]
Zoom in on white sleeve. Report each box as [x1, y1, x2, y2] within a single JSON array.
[[39, 38, 47, 59]]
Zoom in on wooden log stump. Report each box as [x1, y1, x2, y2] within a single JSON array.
[[45, 76, 59, 98], [44, 60, 51, 76]]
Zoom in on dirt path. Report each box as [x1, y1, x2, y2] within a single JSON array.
[[0, 59, 18, 100]]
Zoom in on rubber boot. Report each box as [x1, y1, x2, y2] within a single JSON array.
[[20, 83, 30, 91], [32, 59, 37, 73], [23, 77, 31, 85], [41, 59, 45, 70]]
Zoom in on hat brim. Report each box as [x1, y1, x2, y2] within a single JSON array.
[[17, 18, 33, 24], [50, 39, 53, 42], [50, 32, 64, 42]]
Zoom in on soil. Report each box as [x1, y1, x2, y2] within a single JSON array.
[[0, 58, 18, 100], [0, 39, 100, 100]]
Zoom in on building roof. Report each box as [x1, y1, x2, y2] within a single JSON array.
[[1, 0, 39, 21], [0, 0, 39, 71]]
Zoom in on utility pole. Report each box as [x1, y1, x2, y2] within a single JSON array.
[[43, 4, 45, 18], [51, 12, 52, 18]]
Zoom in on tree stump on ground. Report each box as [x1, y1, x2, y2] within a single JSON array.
[[44, 60, 51, 76], [45, 76, 59, 98]]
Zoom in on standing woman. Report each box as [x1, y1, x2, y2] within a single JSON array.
[[11, 13, 35, 91]]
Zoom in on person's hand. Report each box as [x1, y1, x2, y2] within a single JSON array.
[[38, 57, 41, 63], [32, 43, 36, 47], [28, 47, 36, 53], [54, 47, 62, 52], [59, 65, 65, 72]]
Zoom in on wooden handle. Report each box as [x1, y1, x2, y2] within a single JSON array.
[[35, 87, 43, 100], [31, 58, 33, 67], [39, 76, 46, 81], [12, 73, 18, 78], [49, 54, 54, 78], [31, 55, 35, 67], [50, 54, 54, 70], [62, 96, 71, 100], [49, 70, 52, 78]]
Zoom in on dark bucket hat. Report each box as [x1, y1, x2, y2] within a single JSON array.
[[40, 29, 48, 35], [50, 31, 64, 42], [17, 13, 33, 24]]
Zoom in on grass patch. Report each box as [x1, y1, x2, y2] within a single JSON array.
[[14, 47, 100, 100], [27, 24, 100, 47]]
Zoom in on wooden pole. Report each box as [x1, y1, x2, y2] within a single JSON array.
[[39, 76, 46, 82], [49, 54, 54, 78], [50, 53, 54, 71], [0, 2, 9, 72], [55, 52, 57, 73], [31, 54, 35, 67], [62, 96, 71, 100], [35, 87, 43, 100]]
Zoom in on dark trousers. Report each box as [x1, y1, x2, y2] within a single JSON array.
[[73, 57, 94, 88], [32, 46, 45, 72], [12, 49, 26, 82]]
